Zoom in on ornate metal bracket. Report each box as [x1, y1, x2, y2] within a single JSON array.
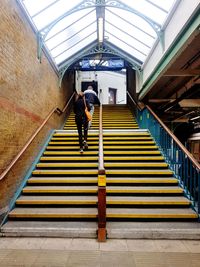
[[37, 0, 163, 62], [58, 42, 142, 87]]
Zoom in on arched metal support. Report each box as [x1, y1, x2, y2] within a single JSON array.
[[37, 33, 43, 62], [158, 30, 165, 52], [58, 41, 142, 87], [37, 0, 163, 62]]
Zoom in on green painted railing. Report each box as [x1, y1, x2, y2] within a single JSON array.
[[127, 92, 200, 217]]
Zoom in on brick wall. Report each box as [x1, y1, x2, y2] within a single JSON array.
[[0, 0, 74, 218]]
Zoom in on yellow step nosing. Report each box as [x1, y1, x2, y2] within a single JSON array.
[[104, 163, 168, 167], [32, 170, 98, 175], [106, 214, 198, 219], [16, 200, 97, 205], [40, 157, 98, 161], [106, 179, 177, 184], [106, 189, 183, 193], [28, 179, 98, 184], [36, 163, 98, 167], [104, 151, 161, 155], [9, 214, 97, 218], [23, 189, 98, 193], [104, 157, 164, 161], [106, 200, 190, 205], [43, 151, 98, 155], [106, 170, 173, 175]]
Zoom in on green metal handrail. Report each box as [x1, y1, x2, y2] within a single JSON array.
[[127, 91, 200, 217]]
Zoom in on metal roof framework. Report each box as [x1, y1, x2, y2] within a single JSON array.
[[18, 0, 178, 79]]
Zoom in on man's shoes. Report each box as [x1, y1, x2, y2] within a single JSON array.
[[79, 148, 84, 153], [83, 140, 88, 150]]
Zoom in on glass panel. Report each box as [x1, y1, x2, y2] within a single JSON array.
[[32, 0, 85, 30], [105, 34, 146, 62], [145, 0, 176, 12], [105, 22, 150, 55], [122, 0, 167, 24], [23, 0, 59, 16], [55, 33, 97, 64], [105, 9, 155, 46], [45, 9, 95, 40], [48, 23, 97, 57], [46, 12, 96, 49]]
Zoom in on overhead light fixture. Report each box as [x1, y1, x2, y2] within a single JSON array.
[[98, 17, 103, 43]]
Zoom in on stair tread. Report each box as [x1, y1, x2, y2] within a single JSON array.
[[32, 169, 99, 174], [37, 163, 98, 167], [106, 177, 176, 180], [106, 196, 190, 201], [44, 151, 99, 155], [36, 162, 168, 167], [106, 169, 173, 174], [106, 186, 183, 191], [9, 207, 98, 215], [104, 163, 168, 167], [17, 195, 190, 202], [29, 176, 98, 180], [17, 196, 98, 201], [104, 151, 161, 154], [106, 208, 198, 218], [40, 157, 98, 161], [23, 186, 98, 190]]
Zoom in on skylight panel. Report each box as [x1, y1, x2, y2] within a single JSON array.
[[122, 0, 167, 25], [106, 8, 156, 38], [23, 0, 58, 16], [55, 33, 97, 64], [145, 0, 176, 12], [105, 9, 155, 46], [105, 34, 146, 62], [105, 22, 150, 55], [45, 9, 95, 41], [31, 0, 83, 30], [49, 23, 97, 56], [45, 11, 96, 48]]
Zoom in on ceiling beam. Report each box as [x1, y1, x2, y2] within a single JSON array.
[[179, 99, 200, 108], [164, 69, 200, 76]]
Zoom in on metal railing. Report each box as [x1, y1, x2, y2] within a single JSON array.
[[98, 92, 106, 242], [127, 91, 200, 216], [0, 92, 75, 181]]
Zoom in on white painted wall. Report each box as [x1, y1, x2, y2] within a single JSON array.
[[76, 71, 127, 104], [138, 0, 200, 94]]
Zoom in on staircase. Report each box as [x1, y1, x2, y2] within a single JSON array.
[[102, 105, 197, 221], [1, 105, 199, 238]]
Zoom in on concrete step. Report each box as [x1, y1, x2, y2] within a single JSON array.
[[106, 186, 183, 194], [103, 145, 158, 150], [8, 207, 98, 219], [28, 177, 98, 184], [46, 145, 99, 150], [32, 169, 98, 176], [106, 169, 173, 176], [36, 162, 168, 168], [106, 177, 178, 184], [104, 151, 161, 155], [106, 208, 197, 219], [106, 196, 191, 205], [40, 156, 99, 161], [23, 186, 98, 194], [16, 195, 98, 205], [36, 162, 98, 168], [43, 151, 99, 155]]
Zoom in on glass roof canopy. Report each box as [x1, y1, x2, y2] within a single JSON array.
[[19, 0, 177, 71]]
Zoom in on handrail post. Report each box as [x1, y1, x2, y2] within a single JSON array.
[[98, 97, 106, 242]]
